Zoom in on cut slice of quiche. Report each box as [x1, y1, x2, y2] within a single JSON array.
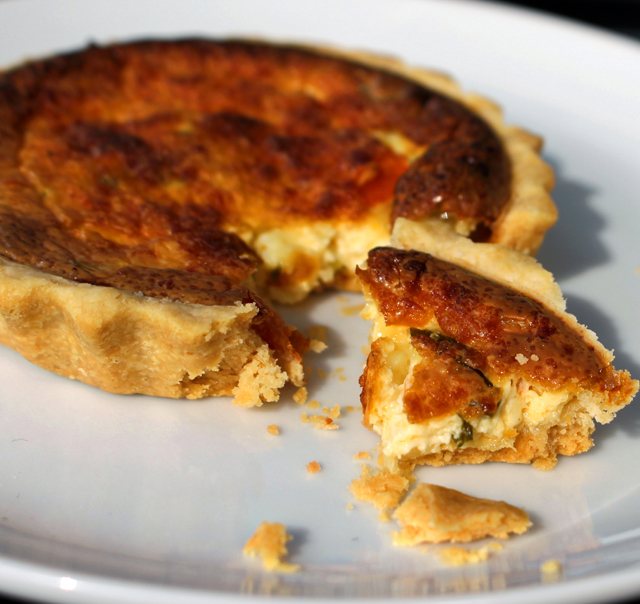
[[356, 219, 638, 470]]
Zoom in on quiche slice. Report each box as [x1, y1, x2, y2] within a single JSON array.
[[357, 219, 638, 470], [0, 39, 555, 401]]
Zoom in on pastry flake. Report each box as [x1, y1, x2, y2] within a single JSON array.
[[243, 521, 300, 573], [392, 484, 531, 545]]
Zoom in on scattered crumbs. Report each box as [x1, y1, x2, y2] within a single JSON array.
[[361, 345, 370, 357], [292, 387, 308, 405], [335, 367, 344, 374], [318, 367, 328, 379], [243, 522, 300, 573], [392, 484, 531, 546], [307, 461, 321, 474], [303, 413, 339, 430], [308, 325, 328, 343], [345, 405, 356, 413], [315, 417, 339, 430], [322, 404, 341, 418], [531, 354, 540, 362], [334, 367, 347, 382], [541, 559, 563, 581], [340, 303, 365, 317], [515, 353, 529, 365], [267, 424, 280, 436], [353, 451, 372, 460], [346, 503, 354, 511], [349, 464, 411, 522], [337, 375, 347, 382], [310, 340, 328, 353], [438, 543, 502, 566], [307, 400, 320, 409]]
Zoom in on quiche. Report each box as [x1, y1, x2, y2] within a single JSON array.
[[357, 219, 638, 470], [0, 39, 555, 402]]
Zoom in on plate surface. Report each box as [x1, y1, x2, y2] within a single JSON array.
[[1, 0, 640, 603]]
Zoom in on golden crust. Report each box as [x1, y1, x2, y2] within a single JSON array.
[[356, 219, 638, 469], [0, 257, 301, 403], [391, 484, 531, 545], [0, 38, 555, 401]]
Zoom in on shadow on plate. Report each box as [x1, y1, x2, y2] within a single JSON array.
[[536, 156, 610, 280], [565, 292, 640, 440]]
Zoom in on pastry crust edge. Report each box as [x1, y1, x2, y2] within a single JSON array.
[[0, 257, 302, 404]]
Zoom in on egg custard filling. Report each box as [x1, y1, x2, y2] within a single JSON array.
[[357, 220, 638, 470]]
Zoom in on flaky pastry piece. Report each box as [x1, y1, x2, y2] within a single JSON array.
[[0, 38, 554, 400], [357, 219, 638, 470], [392, 483, 531, 545]]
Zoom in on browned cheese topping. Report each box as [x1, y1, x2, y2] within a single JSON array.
[[358, 247, 626, 423], [0, 39, 510, 294]]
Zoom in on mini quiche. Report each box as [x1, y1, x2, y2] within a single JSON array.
[[357, 219, 637, 470], [0, 39, 554, 401]]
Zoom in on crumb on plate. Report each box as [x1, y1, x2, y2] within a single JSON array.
[[438, 542, 503, 566], [307, 461, 321, 473], [349, 464, 411, 522], [353, 451, 371, 460], [243, 521, 300, 573], [292, 387, 307, 405]]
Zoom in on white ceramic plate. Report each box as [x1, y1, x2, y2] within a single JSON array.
[[1, 0, 640, 603]]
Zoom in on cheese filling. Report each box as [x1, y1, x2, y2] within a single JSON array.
[[361, 299, 577, 467]]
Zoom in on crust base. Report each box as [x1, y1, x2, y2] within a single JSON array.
[[0, 259, 299, 405]]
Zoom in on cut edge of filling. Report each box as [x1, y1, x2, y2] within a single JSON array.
[[358, 256, 638, 471]]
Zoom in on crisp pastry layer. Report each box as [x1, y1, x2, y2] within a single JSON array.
[[357, 219, 638, 470], [0, 38, 555, 400], [0, 257, 306, 404], [391, 483, 531, 545]]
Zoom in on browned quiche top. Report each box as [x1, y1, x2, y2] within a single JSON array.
[[0, 39, 511, 296], [357, 247, 632, 423]]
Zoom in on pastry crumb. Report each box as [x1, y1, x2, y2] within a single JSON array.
[[306, 461, 321, 473], [318, 368, 328, 379], [353, 451, 371, 460], [315, 417, 339, 430], [310, 340, 328, 353], [392, 484, 531, 545], [340, 303, 365, 316], [541, 558, 563, 580], [346, 503, 354, 511], [345, 405, 356, 413], [323, 404, 341, 418], [292, 387, 308, 405], [307, 400, 320, 409], [349, 464, 410, 522], [515, 353, 529, 365], [302, 413, 339, 430], [243, 522, 300, 573], [267, 424, 279, 435], [438, 542, 503, 566]]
